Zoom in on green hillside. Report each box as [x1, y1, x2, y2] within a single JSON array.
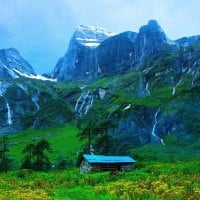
[[6, 124, 84, 168]]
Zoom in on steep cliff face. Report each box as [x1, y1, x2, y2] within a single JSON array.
[[0, 48, 36, 79], [53, 25, 116, 81], [134, 20, 173, 70], [96, 32, 136, 76], [53, 20, 200, 81]]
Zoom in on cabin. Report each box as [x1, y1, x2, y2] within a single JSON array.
[[80, 154, 136, 174]]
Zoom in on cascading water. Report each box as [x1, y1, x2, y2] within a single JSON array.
[[6, 99, 13, 125], [79, 91, 90, 115], [32, 90, 40, 110], [75, 93, 84, 111], [151, 108, 160, 137], [145, 82, 150, 94], [75, 91, 94, 116], [151, 108, 165, 145], [172, 77, 183, 95], [84, 95, 93, 115]]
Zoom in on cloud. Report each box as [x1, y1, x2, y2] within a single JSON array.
[[0, 0, 199, 73]]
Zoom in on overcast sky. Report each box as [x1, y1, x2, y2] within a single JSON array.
[[0, 0, 199, 74]]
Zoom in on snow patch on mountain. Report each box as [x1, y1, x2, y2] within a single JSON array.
[[13, 69, 57, 81], [75, 25, 116, 47], [3, 65, 19, 78]]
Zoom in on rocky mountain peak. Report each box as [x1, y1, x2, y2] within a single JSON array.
[[147, 20, 161, 28], [73, 25, 116, 48], [53, 25, 117, 81], [138, 19, 167, 39], [0, 47, 36, 79]]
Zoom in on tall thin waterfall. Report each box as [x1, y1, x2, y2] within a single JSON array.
[[6, 99, 12, 125], [145, 82, 150, 94], [85, 95, 93, 115], [151, 108, 160, 137], [75, 93, 84, 111], [32, 90, 40, 111], [172, 77, 183, 95], [151, 108, 165, 145]]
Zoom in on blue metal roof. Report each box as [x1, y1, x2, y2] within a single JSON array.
[[83, 154, 136, 164]]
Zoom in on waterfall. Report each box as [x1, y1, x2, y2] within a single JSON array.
[[151, 108, 160, 137], [6, 99, 13, 125], [35, 102, 40, 110], [172, 77, 183, 95], [75, 91, 94, 116], [191, 76, 195, 86], [79, 91, 90, 115], [95, 52, 101, 77], [172, 87, 176, 96], [142, 35, 146, 57], [75, 93, 84, 111], [138, 35, 146, 65], [160, 139, 165, 146], [32, 96, 40, 110], [151, 108, 165, 145], [17, 83, 28, 94], [84, 95, 93, 115], [32, 90, 40, 111], [145, 82, 150, 94], [123, 104, 131, 111], [33, 118, 39, 129], [191, 71, 197, 87], [97, 64, 102, 74]]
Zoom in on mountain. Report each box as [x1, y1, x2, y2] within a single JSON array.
[[1, 20, 200, 158], [53, 25, 116, 81], [0, 48, 36, 79], [0, 48, 58, 134], [53, 20, 200, 82]]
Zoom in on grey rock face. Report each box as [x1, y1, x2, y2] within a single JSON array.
[[134, 20, 170, 70], [52, 20, 171, 81], [53, 25, 116, 81], [96, 32, 136, 75], [53, 20, 200, 82], [0, 48, 35, 79]]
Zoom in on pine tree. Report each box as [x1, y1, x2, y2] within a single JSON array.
[[32, 139, 52, 171], [21, 143, 35, 169], [21, 140, 52, 171], [0, 135, 12, 172]]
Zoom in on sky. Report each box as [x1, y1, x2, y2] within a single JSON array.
[[0, 0, 200, 74]]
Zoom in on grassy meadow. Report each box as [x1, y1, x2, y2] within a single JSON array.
[[0, 159, 199, 200]]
